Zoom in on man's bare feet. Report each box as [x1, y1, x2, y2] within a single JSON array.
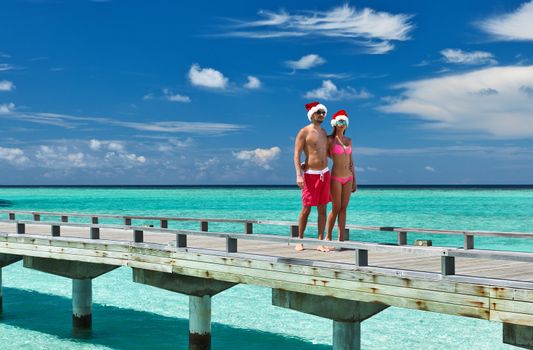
[[326, 246, 336, 251], [295, 243, 304, 251], [317, 245, 329, 252]]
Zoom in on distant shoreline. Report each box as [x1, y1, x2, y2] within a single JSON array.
[[1, 184, 533, 189]]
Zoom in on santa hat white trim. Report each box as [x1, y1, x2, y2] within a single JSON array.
[[307, 104, 327, 121], [330, 115, 349, 127]]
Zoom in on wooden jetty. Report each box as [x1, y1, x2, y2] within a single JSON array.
[[2, 210, 533, 349]]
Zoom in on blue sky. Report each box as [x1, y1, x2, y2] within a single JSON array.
[[1, 0, 533, 185]]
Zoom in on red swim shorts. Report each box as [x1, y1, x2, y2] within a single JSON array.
[[302, 169, 331, 207]]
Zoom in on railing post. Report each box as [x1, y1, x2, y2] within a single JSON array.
[[464, 234, 474, 250], [160, 219, 168, 229], [17, 223, 25, 234], [245, 222, 253, 234], [397, 231, 407, 246], [91, 216, 99, 224], [340, 228, 350, 241], [177, 234, 187, 248], [290, 225, 299, 238], [61, 215, 68, 223], [8, 212, 15, 221], [124, 217, 132, 226], [200, 221, 208, 232], [441, 256, 455, 275], [355, 249, 368, 267], [33, 213, 40, 221], [134, 229, 143, 243], [226, 237, 237, 253], [51, 225, 60, 237], [90, 227, 100, 239]]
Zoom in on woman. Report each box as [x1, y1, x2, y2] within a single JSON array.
[[325, 110, 356, 248]]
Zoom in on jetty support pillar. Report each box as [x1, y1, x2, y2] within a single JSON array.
[[272, 289, 388, 350], [504, 323, 533, 349], [0, 253, 22, 315], [23, 256, 118, 330], [132, 268, 236, 350]]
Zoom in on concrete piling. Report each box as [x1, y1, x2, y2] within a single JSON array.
[[333, 321, 361, 350], [189, 295, 212, 350], [72, 279, 92, 329]]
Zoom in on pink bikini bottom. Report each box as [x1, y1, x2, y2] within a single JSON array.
[[331, 175, 352, 185]]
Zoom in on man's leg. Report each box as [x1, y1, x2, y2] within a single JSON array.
[[296, 206, 311, 251], [317, 204, 327, 240]]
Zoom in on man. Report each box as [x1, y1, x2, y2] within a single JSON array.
[[293, 101, 331, 251]]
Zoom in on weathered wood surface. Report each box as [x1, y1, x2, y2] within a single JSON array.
[[2, 221, 533, 327]]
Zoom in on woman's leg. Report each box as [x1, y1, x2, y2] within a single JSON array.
[[337, 179, 353, 241], [326, 179, 342, 241]]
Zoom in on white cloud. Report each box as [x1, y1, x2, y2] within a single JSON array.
[[379, 65, 533, 138], [233, 146, 281, 169], [188, 64, 228, 89], [244, 76, 261, 89], [119, 121, 244, 135], [163, 88, 191, 103], [0, 80, 15, 91], [285, 54, 325, 70], [441, 49, 497, 65], [0, 146, 29, 165], [36, 145, 89, 169], [223, 5, 414, 54], [89, 139, 124, 151], [0, 102, 15, 114], [89, 139, 101, 150], [424, 166, 435, 172], [478, 1, 533, 41], [304, 80, 372, 101], [143, 93, 154, 100]]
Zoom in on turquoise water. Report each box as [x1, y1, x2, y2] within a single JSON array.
[[1, 187, 532, 349]]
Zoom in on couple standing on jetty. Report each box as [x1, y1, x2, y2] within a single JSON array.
[[294, 101, 356, 252]]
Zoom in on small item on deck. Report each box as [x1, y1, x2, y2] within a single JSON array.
[[414, 239, 432, 246]]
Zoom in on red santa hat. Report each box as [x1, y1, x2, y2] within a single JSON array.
[[305, 101, 327, 121], [330, 109, 349, 127]]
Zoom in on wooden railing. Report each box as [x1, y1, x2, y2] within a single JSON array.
[[1, 210, 533, 278]]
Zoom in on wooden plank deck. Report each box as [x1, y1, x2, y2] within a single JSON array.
[[2, 222, 533, 283]]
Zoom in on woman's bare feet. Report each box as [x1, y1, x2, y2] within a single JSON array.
[[295, 243, 304, 251], [317, 245, 329, 252]]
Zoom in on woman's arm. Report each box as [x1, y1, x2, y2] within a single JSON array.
[[350, 140, 357, 192]]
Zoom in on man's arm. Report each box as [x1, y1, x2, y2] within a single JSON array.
[[294, 129, 306, 189]]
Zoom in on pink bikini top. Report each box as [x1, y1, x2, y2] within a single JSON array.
[[332, 143, 352, 155]]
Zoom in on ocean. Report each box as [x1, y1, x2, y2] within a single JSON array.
[[1, 186, 532, 349]]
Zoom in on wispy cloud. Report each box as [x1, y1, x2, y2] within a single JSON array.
[[233, 146, 280, 169], [441, 49, 497, 65], [221, 5, 414, 54], [304, 80, 372, 101], [117, 121, 244, 135], [0, 63, 15, 71], [188, 64, 228, 89], [424, 166, 435, 172], [0, 80, 15, 91], [358, 145, 533, 160], [478, 1, 533, 41], [0, 107, 244, 135], [244, 76, 261, 89], [285, 54, 325, 70], [379, 66, 533, 138]]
